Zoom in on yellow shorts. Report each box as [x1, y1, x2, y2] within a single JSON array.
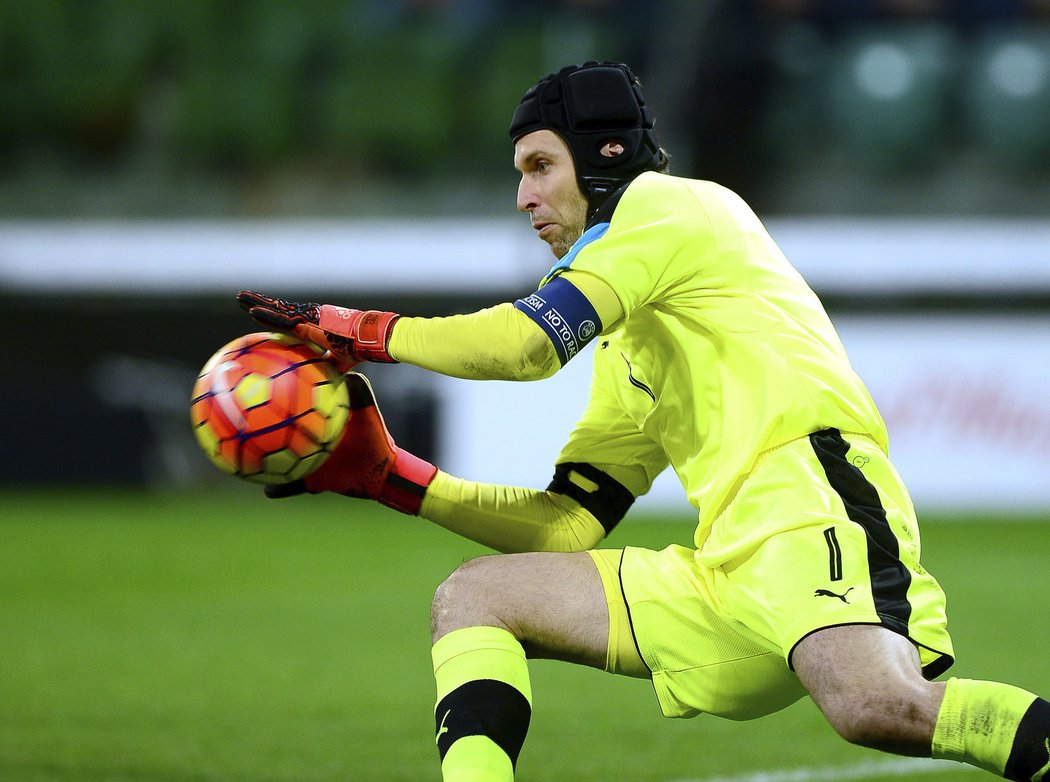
[[588, 429, 955, 721]]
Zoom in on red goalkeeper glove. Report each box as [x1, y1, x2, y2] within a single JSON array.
[[237, 290, 400, 365], [266, 373, 438, 515]]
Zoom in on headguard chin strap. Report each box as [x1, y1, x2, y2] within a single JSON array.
[[509, 61, 662, 215]]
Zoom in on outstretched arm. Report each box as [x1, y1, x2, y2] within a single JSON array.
[[389, 303, 560, 381], [238, 270, 623, 382]]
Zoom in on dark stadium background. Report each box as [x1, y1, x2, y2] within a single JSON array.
[[2, 1, 1048, 490]]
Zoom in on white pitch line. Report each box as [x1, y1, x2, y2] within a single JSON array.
[[667, 756, 978, 782]]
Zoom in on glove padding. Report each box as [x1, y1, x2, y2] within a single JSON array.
[[266, 372, 438, 515], [237, 290, 400, 364]]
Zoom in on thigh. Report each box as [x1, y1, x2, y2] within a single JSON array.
[[432, 551, 610, 670], [793, 624, 946, 750], [794, 623, 934, 704]]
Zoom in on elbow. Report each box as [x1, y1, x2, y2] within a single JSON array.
[[536, 497, 608, 552], [563, 524, 606, 552], [529, 522, 604, 553]]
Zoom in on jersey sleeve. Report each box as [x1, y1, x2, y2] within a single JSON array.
[[388, 303, 560, 381]]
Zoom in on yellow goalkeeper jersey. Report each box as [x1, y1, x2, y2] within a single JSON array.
[[552, 172, 888, 561]]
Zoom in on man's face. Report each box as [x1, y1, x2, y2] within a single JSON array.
[[514, 130, 588, 260]]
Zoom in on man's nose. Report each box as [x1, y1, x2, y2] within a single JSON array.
[[517, 179, 537, 213]]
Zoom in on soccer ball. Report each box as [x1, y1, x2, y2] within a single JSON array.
[[190, 332, 350, 484]]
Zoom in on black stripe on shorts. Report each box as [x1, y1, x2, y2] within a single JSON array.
[[809, 428, 912, 636]]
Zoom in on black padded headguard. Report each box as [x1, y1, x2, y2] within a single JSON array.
[[509, 61, 662, 214]]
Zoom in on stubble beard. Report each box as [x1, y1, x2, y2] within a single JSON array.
[[548, 224, 584, 260]]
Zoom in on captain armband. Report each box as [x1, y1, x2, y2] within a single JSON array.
[[514, 276, 602, 365], [546, 462, 635, 534]]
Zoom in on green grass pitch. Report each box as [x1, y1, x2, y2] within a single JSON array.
[[0, 487, 1046, 782]]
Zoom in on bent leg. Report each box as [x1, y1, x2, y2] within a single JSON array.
[[431, 550, 610, 665], [794, 625, 1050, 780], [430, 551, 611, 782], [793, 624, 945, 755]]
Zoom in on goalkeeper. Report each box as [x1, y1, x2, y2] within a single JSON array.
[[238, 62, 1050, 782]]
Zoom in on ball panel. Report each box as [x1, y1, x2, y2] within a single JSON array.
[[312, 380, 342, 417], [294, 407, 333, 442], [286, 423, 324, 456], [233, 373, 274, 410], [324, 403, 351, 442], [253, 447, 329, 484]]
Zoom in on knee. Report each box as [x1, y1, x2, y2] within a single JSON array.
[[431, 556, 503, 642], [825, 704, 898, 748]]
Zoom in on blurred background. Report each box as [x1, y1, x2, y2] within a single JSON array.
[[3, 7, 1049, 780], [1, 0, 1049, 514]]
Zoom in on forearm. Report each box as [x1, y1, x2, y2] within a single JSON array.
[[387, 304, 559, 381], [419, 471, 606, 553]]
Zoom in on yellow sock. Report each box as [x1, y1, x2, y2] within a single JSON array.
[[432, 626, 532, 782], [932, 677, 1050, 780]]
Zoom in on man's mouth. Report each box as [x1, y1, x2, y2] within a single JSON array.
[[532, 221, 555, 238]]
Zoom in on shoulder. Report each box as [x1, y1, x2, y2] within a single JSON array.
[[611, 173, 743, 226], [625, 174, 768, 245], [620, 172, 731, 203], [618, 172, 692, 210]]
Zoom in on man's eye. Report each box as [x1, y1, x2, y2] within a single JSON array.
[[536, 159, 549, 172]]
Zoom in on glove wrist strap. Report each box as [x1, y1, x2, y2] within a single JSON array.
[[352, 310, 400, 363], [378, 449, 438, 515], [318, 306, 400, 363]]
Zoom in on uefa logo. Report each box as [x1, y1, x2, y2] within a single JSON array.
[[579, 320, 596, 341]]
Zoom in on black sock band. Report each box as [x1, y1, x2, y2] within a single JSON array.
[[435, 679, 532, 767], [1005, 697, 1050, 781]]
